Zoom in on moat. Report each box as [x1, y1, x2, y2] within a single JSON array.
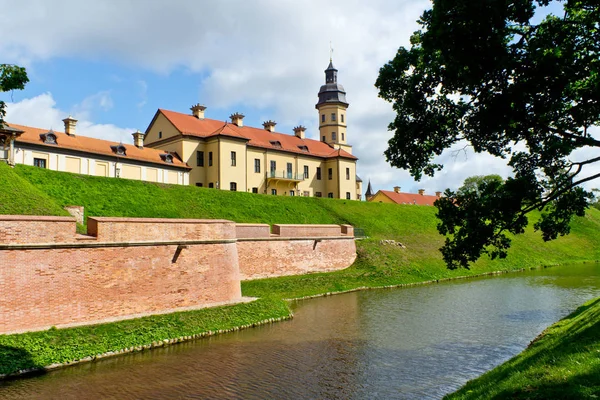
[[2, 263, 599, 399]]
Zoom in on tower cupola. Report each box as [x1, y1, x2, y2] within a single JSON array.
[[316, 60, 348, 108]]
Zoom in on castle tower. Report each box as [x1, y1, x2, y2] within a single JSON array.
[[316, 59, 351, 154]]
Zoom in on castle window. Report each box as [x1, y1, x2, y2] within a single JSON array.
[[328, 192, 334, 198], [346, 167, 350, 180], [321, 114, 325, 123], [286, 163, 292, 178], [328, 168, 333, 180], [322, 136, 326, 142], [331, 113, 336, 122], [158, 131, 162, 139], [297, 145, 309, 152], [270, 140, 282, 148], [197, 151, 204, 167], [33, 158, 46, 168], [209, 182, 214, 188], [290, 190, 295, 196], [231, 151, 236, 166], [271, 188, 277, 195], [40, 131, 57, 145], [208, 152, 213, 166], [346, 192, 351, 200], [159, 153, 173, 163], [196, 182, 203, 187], [230, 182, 237, 191], [252, 187, 258, 193], [341, 114, 344, 123], [315, 192, 322, 197], [316, 167, 322, 180], [111, 144, 127, 156], [254, 158, 261, 173], [341, 132, 345, 141], [270, 160, 276, 175], [332, 132, 337, 141], [303, 165, 309, 179]]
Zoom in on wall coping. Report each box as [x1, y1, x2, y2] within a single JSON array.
[[236, 223, 270, 227], [87, 217, 235, 224], [0, 215, 75, 222], [272, 224, 342, 228]]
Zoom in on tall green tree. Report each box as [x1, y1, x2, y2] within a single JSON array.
[[457, 175, 504, 197], [0, 64, 29, 126], [376, 0, 600, 269]]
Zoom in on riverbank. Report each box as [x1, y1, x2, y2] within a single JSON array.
[[0, 298, 291, 378], [446, 296, 600, 399]]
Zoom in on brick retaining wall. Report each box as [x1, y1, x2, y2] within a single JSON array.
[[0, 216, 355, 334]]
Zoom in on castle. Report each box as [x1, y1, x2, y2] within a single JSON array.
[[0, 61, 361, 199]]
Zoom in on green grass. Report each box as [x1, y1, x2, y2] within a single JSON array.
[[0, 298, 291, 376], [3, 165, 600, 379], [445, 296, 600, 399], [0, 163, 69, 216], [8, 164, 600, 300]]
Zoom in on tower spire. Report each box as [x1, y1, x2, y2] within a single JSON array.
[[329, 41, 333, 63]]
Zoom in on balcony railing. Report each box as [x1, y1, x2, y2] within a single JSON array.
[[268, 170, 305, 181]]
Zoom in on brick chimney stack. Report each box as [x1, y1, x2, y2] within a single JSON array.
[[230, 112, 245, 127], [191, 104, 207, 119], [418, 189, 425, 195], [263, 120, 277, 132], [394, 186, 401, 193], [293, 125, 306, 139], [435, 191, 442, 198], [132, 130, 146, 148], [62, 116, 78, 136]]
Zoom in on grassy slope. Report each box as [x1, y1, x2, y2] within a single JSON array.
[[445, 297, 600, 399], [10, 164, 600, 300], [0, 163, 69, 216]]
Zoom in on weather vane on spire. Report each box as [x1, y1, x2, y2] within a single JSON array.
[[330, 41, 334, 62]]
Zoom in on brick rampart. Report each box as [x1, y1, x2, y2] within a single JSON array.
[[0, 216, 355, 334], [237, 238, 356, 280]]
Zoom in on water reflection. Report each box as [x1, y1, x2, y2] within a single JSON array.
[[1, 263, 598, 399]]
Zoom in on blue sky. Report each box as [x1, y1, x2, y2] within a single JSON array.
[[3, 0, 590, 193]]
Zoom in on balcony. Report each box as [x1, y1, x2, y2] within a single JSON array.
[[268, 170, 305, 182]]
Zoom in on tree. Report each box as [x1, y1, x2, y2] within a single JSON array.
[[457, 175, 504, 197], [0, 64, 29, 126], [375, 0, 599, 269]]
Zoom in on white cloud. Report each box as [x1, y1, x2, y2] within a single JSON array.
[[5, 93, 133, 144], [2, 0, 594, 196]]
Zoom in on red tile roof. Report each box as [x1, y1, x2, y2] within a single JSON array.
[[157, 109, 358, 160], [7, 123, 190, 169], [376, 190, 439, 206]]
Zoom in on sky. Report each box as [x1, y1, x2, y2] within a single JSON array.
[[2, 0, 596, 195]]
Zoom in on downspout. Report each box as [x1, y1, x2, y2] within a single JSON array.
[[9, 133, 15, 167], [337, 157, 341, 199], [217, 139, 221, 190]]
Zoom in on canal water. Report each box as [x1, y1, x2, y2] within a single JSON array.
[[1, 263, 599, 399]]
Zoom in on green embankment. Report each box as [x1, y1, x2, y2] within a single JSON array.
[[446, 296, 600, 399], [1, 164, 600, 379], [0, 298, 290, 376], [10, 164, 600, 299]]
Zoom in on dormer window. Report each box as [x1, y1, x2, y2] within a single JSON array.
[[160, 153, 174, 164], [40, 130, 57, 145], [110, 143, 127, 156], [269, 140, 282, 149], [297, 145, 309, 152]]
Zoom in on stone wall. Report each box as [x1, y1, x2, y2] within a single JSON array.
[[237, 224, 357, 280], [0, 216, 355, 334]]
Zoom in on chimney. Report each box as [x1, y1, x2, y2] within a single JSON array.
[[62, 116, 78, 136], [418, 189, 425, 195], [293, 125, 306, 139], [435, 191, 442, 198], [230, 112, 245, 127], [263, 120, 277, 132], [190, 104, 207, 119], [394, 186, 401, 193], [132, 130, 146, 148]]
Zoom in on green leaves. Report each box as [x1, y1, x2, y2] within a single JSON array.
[[376, 0, 600, 268], [0, 64, 29, 125]]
